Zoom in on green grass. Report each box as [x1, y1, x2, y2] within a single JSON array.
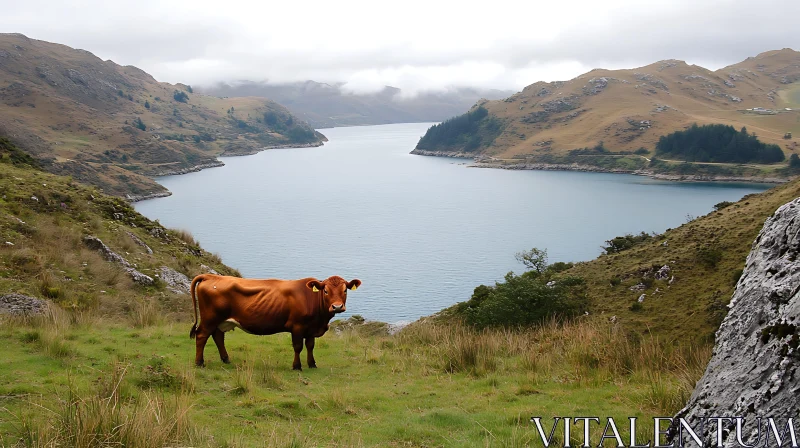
[[0, 315, 704, 447]]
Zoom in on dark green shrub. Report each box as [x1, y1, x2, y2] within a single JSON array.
[[455, 270, 587, 329], [731, 268, 744, 286], [713, 201, 734, 211], [603, 232, 653, 254], [629, 302, 643, 312], [609, 277, 621, 287], [697, 246, 723, 268], [173, 90, 189, 103]]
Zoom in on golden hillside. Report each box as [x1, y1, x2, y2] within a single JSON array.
[[0, 34, 325, 199], [428, 49, 800, 162]]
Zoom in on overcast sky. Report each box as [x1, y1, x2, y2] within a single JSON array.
[[2, 0, 798, 94]]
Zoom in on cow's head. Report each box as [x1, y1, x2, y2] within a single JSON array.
[[306, 276, 361, 314]]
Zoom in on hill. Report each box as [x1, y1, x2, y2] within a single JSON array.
[[0, 33, 325, 199], [201, 80, 513, 128], [0, 134, 793, 445], [0, 144, 707, 445], [413, 49, 800, 179]]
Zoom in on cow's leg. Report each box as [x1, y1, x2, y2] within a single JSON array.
[[291, 333, 304, 370], [212, 328, 230, 363], [194, 328, 211, 367], [305, 337, 317, 368]]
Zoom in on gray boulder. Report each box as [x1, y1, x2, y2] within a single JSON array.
[[671, 198, 800, 446]]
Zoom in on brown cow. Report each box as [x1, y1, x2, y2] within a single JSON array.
[[189, 274, 361, 369]]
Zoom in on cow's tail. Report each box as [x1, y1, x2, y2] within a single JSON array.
[[189, 275, 204, 339]]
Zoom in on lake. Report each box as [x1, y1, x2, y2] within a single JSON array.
[[135, 123, 770, 323]]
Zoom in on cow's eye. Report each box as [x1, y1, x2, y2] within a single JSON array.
[[323, 289, 328, 295]]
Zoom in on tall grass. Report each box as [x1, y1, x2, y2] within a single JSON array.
[[398, 318, 711, 413], [15, 377, 203, 448], [129, 299, 161, 328]]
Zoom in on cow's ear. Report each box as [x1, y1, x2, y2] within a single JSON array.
[[306, 280, 323, 292], [347, 279, 362, 291]]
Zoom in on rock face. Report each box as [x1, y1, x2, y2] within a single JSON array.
[[671, 198, 800, 446], [0, 293, 48, 315], [159, 266, 191, 294], [83, 235, 154, 286]]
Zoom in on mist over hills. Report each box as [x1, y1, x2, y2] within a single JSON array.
[[200, 80, 513, 128]]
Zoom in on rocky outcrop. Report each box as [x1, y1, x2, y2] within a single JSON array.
[[409, 149, 478, 159], [158, 266, 191, 294], [0, 293, 48, 315], [82, 235, 154, 286], [671, 198, 800, 446], [126, 231, 153, 254]]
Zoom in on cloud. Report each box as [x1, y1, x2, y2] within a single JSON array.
[[1, 0, 797, 93]]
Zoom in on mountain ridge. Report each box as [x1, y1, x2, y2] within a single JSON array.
[[413, 48, 800, 180], [0, 33, 326, 199]]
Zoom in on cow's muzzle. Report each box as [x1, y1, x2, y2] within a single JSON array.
[[331, 304, 345, 313]]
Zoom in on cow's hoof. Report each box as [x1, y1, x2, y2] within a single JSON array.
[[195, 361, 205, 368], [293, 365, 302, 371], [221, 357, 230, 364], [308, 364, 317, 369]]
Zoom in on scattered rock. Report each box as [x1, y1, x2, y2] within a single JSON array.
[[654, 265, 671, 280], [82, 235, 154, 286], [630, 283, 646, 291], [159, 266, 191, 294], [637, 294, 646, 303], [0, 293, 48, 315]]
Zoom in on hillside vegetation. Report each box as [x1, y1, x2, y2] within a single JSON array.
[[416, 106, 504, 152], [0, 137, 711, 446], [655, 124, 784, 163], [0, 34, 325, 199], [415, 48, 800, 178]]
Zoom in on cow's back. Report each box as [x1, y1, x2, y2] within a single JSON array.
[[196, 275, 320, 335]]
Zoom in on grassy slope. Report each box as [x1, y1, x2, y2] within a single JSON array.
[[419, 49, 800, 176], [568, 177, 800, 344], [1, 317, 706, 447], [0, 152, 239, 315], [0, 146, 707, 446], [0, 33, 325, 198]]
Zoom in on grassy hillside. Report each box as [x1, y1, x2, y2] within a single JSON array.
[[0, 138, 710, 446], [201, 80, 513, 128], [415, 49, 800, 178], [0, 143, 240, 316], [0, 33, 325, 199]]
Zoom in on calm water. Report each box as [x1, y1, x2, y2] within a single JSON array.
[[135, 123, 770, 323]]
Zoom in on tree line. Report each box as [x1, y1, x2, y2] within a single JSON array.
[[655, 124, 784, 164], [416, 106, 503, 151]]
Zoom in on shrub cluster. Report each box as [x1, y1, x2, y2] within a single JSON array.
[[452, 248, 587, 328], [656, 124, 784, 164]]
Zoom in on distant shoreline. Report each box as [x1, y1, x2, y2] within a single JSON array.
[[409, 149, 790, 184], [129, 141, 326, 202]]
